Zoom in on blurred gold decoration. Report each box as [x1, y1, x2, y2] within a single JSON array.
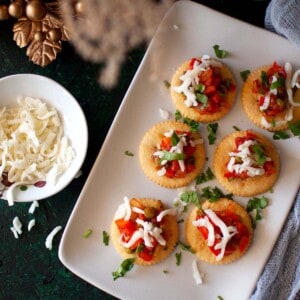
[[59, 0, 175, 89], [0, 0, 70, 67], [1, 0, 176, 88]]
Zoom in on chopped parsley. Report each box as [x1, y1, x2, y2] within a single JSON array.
[[125, 150, 134, 156], [196, 167, 214, 184], [102, 230, 109, 246], [270, 77, 285, 89], [213, 45, 228, 59], [112, 258, 135, 280], [180, 191, 201, 208], [82, 229, 92, 238], [247, 196, 268, 228], [261, 71, 268, 87], [289, 120, 300, 136], [273, 131, 290, 140], [161, 151, 185, 161], [175, 110, 200, 132], [163, 80, 171, 88], [175, 252, 182, 266], [20, 185, 28, 191], [233, 125, 240, 131], [178, 241, 194, 253], [201, 186, 233, 202], [207, 123, 218, 145], [252, 144, 266, 165], [240, 70, 251, 82]]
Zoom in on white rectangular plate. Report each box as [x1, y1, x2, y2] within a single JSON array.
[[59, 1, 300, 299]]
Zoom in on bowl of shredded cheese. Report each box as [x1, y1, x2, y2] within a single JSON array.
[[0, 74, 88, 205]]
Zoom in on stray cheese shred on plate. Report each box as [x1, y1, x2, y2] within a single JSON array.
[[0, 96, 75, 205]]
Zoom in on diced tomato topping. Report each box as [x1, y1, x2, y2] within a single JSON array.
[[197, 210, 250, 258], [160, 136, 171, 151], [267, 61, 286, 78], [138, 248, 153, 261], [238, 236, 249, 253], [115, 219, 137, 237], [189, 58, 201, 69], [264, 161, 275, 175]]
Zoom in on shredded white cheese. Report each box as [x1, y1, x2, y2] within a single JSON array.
[[12, 216, 23, 235], [156, 208, 178, 222], [159, 108, 170, 120], [28, 200, 39, 214], [227, 139, 270, 177], [0, 96, 75, 206], [172, 55, 222, 107], [285, 62, 300, 107], [10, 227, 19, 239], [153, 131, 192, 176], [192, 260, 203, 285], [28, 219, 36, 231], [45, 225, 62, 250], [193, 209, 238, 261], [114, 196, 131, 221]]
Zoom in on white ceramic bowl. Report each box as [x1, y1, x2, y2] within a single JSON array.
[[0, 74, 88, 203]]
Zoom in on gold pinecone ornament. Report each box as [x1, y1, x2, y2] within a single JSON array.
[[1, 0, 70, 67]]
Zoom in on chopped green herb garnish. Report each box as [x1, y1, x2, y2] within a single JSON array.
[[270, 77, 284, 89], [196, 93, 208, 108], [163, 80, 170, 88], [161, 151, 185, 161], [20, 185, 28, 191], [175, 110, 182, 121], [261, 71, 268, 87], [175, 110, 200, 132], [288, 120, 300, 136], [171, 131, 179, 146], [233, 125, 240, 131], [102, 230, 109, 245], [240, 70, 251, 82], [271, 118, 276, 127], [180, 191, 201, 208], [207, 123, 218, 145], [125, 150, 134, 156], [175, 252, 182, 266], [273, 131, 290, 140], [247, 196, 268, 228], [195, 83, 205, 93], [252, 144, 266, 166], [201, 186, 233, 202], [112, 258, 135, 281], [163, 269, 168, 274], [213, 45, 228, 59], [83, 229, 92, 238], [183, 117, 200, 132], [217, 296, 224, 300], [178, 241, 194, 253], [196, 167, 214, 184]]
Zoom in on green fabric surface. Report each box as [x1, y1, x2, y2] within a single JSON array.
[[0, 18, 144, 300]]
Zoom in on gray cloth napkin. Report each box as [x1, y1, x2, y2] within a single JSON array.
[[250, 192, 300, 299], [265, 0, 300, 49], [250, 2, 300, 299]]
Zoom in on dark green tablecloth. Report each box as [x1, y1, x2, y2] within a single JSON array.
[[0, 1, 270, 299]]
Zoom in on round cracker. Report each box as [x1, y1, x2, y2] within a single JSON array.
[[186, 198, 253, 265], [111, 198, 178, 266], [241, 65, 300, 131], [213, 130, 280, 197], [170, 58, 236, 123], [139, 120, 206, 188]]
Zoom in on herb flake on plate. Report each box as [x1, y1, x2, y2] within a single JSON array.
[[112, 258, 135, 281]]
